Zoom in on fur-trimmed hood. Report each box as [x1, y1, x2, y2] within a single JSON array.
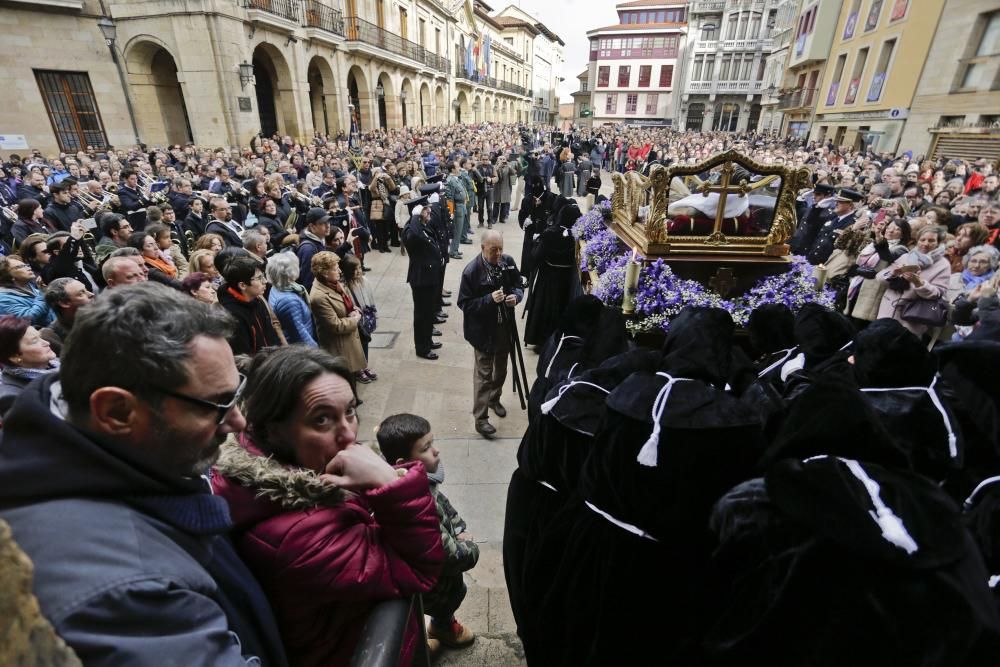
[[214, 434, 350, 512]]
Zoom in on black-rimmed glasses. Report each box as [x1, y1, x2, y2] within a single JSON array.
[[151, 373, 247, 424]]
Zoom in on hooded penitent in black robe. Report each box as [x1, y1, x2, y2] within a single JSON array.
[[853, 319, 964, 484], [503, 297, 632, 660], [706, 381, 1000, 666], [517, 184, 558, 282], [524, 203, 584, 347], [521, 307, 764, 666]]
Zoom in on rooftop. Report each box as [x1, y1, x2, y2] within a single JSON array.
[[587, 21, 686, 34]]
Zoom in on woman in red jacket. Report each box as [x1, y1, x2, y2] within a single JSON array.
[[211, 345, 444, 666]]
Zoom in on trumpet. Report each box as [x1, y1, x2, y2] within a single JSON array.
[[283, 185, 322, 208], [137, 172, 168, 204], [184, 229, 196, 254]]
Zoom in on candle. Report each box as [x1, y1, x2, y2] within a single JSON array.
[[814, 263, 828, 291], [623, 249, 641, 314]]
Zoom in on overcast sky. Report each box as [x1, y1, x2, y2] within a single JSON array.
[[507, 0, 621, 102]]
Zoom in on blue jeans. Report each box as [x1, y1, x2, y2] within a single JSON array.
[[450, 204, 467, 254]]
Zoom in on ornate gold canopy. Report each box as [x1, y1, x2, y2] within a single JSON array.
[[609, 150, 810, 258]]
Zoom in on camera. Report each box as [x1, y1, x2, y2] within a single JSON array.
[[489, 262, 524, 295]]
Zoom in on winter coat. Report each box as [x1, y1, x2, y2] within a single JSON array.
[[458, 253, 523, 354], [218, 286, 283, 357], [877, 254, 951, 336], [0, 283, 53, 326], [0, 375, 288, 667], [309, 278, 366, 373], [269, 286, 317, 346], [431, 482, 479, 576], [211, 435, 444, 667], [495, 163, 516, 204]]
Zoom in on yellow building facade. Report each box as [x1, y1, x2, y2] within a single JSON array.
[[810, 0, 945, 153]]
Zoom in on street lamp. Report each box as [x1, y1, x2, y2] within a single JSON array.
[[239, 61, 255, 90], [375, 83, 385, 98], [766, 84, 777, 99], [96, 16, 141, 146]]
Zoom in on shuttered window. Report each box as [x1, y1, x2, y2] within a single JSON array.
[[930, 134, 1000, 162], [34, 70, 109, 152]]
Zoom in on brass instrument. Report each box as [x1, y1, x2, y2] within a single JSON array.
[[184, 229, 196, 254], [282, 185, 321, 208], [137, 172, 168, 204], [82, 231, 97, 255]]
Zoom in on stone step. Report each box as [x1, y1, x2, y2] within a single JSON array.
[[434, 632, 525, 666]]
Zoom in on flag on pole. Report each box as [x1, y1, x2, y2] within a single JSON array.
[[465, 38, 474, 77], [483, 34, 491, 78]]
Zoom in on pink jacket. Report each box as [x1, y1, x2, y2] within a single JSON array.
[[211, 435, 444, 667], [876, 254, 951, 336]]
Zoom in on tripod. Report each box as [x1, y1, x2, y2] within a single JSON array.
[[498, 298, 530, 411]]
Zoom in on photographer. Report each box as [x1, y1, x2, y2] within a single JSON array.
[[457, 230, 523, 439], [492, 155, 516, 225]]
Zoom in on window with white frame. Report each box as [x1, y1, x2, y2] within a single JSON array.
[[645, 93, 658, 114], [958, 11, 1000, 91]]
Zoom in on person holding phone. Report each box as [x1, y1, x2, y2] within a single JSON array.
[[876, 225, 951, 337]]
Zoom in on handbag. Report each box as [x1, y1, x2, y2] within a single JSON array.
[[898, 297, 949, 327], [369, 199, 385, 221]]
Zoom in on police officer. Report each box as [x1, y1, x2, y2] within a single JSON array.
[[804, 188, 863, 266]]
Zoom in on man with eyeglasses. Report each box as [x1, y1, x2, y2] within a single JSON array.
[[0, 283, 288, 666], [206, 197, 245, 248]]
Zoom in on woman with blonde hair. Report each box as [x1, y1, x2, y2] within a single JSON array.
[[194, 232, 225, 254], [188, 249, 222, 287], [308, 251, 368, 383]]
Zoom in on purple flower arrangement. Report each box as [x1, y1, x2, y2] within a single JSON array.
[[588, 254, 836, 334], [582, 227, 628, 275], [571, 200, 613, 242]]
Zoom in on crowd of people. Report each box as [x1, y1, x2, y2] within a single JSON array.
[[1, 120, 999, 666]]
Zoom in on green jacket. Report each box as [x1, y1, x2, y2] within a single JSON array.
[[431, 482, 479, 575], [460, 172, 476, 203]]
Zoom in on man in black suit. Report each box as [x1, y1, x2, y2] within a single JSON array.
[[205, 198, 244, 248], [790, 183, 836, 256], [402, 196, 443, 360], [804, 188, 863, 266], [117, 168, 153, 231]]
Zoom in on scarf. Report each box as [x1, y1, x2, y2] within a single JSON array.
[[332, 282, 354, 312], [905, 245, 946, 269], [961, 268, 994, 291], [145, 254, 178, 279], [3, 360, 59, 383]]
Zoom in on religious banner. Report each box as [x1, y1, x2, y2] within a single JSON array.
[[826, 81, 840, 107], [890, 0, 909, 22], [843, 10, 858, 39], [845, 78, 861, 105], [867, 72, 886, 103], [865, 0, 883, 32]]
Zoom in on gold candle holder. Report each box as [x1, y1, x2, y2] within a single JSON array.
[[623, 249, 641, 315]]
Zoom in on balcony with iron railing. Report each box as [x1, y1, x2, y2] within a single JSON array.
[[686, 80, 764, 94], [244, 0, 300, 24], [691, 0, 726, 12], [303, 0, 344, 37], [344, 16, 449, 73], [777, 88, 817, 110], [453, 62, 529, 97]]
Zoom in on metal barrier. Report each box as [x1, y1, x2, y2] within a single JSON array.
[[303, 0, 344, 36], [350, 595, 430, 667]]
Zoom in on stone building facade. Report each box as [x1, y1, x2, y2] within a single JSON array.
[[897, 0, 1000, 160], [679, 0, 784, 132], [0, 0, 562, 157], [809, 0, 946, 153]]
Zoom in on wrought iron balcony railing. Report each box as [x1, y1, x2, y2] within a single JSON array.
[[244, 0, 300, 23], [453, 62, 528, 96], [345, 16, 449, 73], [303, 0, 344, 36]]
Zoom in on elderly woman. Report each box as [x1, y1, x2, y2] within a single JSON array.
[[877, 225, 952, 338], [309, 251, 368, 384], [181, 271, 218, 304], [210, 346, 443, 666], [218, 255, 282, 356], [0, 314, 58, 415], [950, 245, 1000, 340], [945, 222, 989, 273], [266, 252, 316, 346]]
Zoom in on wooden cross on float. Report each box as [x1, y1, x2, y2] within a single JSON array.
[[696, 162, 751, 245]]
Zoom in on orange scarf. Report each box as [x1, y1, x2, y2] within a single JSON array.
[[145, 254, 178, 279]]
